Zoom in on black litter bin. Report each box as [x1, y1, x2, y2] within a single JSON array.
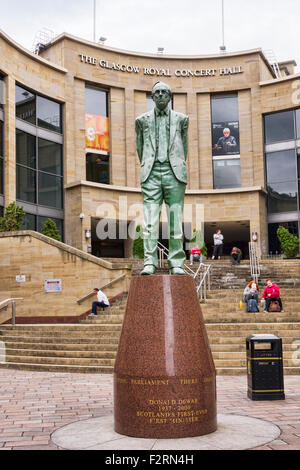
[[246, 334, 285, 401]]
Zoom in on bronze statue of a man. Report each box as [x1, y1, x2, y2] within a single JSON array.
[[135, 82, 189, 275]]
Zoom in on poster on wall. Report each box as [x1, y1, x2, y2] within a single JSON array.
[[85, 113, 110, 152], [45, 279, 62, 293], [212, 121, 240, 157]]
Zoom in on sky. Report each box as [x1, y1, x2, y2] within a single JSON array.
[[1, 0, 300, 72]]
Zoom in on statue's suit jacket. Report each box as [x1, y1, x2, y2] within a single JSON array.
[[135, 109, 189, 184]]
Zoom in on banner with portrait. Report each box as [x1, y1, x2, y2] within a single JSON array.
[[85, 113, 110, 152], [212, 121, 240, 157]]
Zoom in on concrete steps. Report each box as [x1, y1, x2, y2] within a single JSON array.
[[0, 259, 299, 375]]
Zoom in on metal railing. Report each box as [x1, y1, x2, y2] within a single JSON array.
[[193, 263, 212, 302], [157, 242, 211, 302], [249, 242, 261, 284], [77, 274, 126, 305], [157, 241, 194, 275], [0, 298, 24, 326]]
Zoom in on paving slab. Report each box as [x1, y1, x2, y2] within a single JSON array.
[[51, 413, 280, 451]]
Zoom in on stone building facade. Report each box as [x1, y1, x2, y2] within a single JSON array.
[[1, 28, 300, 258]]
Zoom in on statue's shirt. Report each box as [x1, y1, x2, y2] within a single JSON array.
[[154, 107, 170, 163]]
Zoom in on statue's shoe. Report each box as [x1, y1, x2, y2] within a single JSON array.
[[170, 267, 185, 275], [140, 265, 156, 276]]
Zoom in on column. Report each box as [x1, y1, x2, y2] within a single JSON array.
[[197, 93, 213, 190], [4, 75, 16, 206]]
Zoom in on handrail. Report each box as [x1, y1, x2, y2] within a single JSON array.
[[77, 274, 126, 305], [157, 241, 195, 275], [0, 298, 24, 326], [193, 264, 212, 302], [249, 242, 261, 284], [157, 241, 212, 301]]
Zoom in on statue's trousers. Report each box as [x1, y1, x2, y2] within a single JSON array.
[[141, 161, 186, 269]]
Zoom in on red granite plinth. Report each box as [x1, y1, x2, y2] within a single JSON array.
[[114, 275, 217, 439]]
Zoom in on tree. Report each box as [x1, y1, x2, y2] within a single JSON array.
[[41, 218, 61, 242], [189, 229, 207, 258], [0, 202, 25, 232], [277, 225, 300, 258], [132, 225, 144, 259]]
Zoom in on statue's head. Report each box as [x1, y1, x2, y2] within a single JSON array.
[[152, 82, 172, 111]]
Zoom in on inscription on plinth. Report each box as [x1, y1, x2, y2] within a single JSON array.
[[114, 276, 217, 439]]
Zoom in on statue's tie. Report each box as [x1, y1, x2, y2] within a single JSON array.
[[157, 114, 168, 163]]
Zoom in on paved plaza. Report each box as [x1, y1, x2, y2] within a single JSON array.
[[0, 371, 299, 450]]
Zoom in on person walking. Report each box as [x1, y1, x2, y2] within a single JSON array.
[[91, 288, 110, 316], [212, 229, 224, 260]]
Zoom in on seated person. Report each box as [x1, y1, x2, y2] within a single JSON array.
[[246, 286, 259, 312], [91, 288, 110, 316], [231, 247, 242, 265], [243, 281, 259, 303], [262, 279, 284, 313], [190, 245, 203, 265]]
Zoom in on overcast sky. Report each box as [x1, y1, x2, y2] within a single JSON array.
[[1, 0, 299, 72]]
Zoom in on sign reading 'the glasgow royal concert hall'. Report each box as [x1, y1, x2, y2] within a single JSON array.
[[79, 54, 243, 77]]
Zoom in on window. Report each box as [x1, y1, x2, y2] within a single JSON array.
[[16, 85, 36, 125], [86, 153, 109, 185], [38, 216, 63, 239], [16, 85, 62, 133], [16, 130, 36, 168], [38, 172, 62, 209], [0, 75, 5, 109], [264, 110, 295, 144], [20, 214, 64, 240], [85, 86, 109, 153], [266, 149, 297, 184], [16, 130, 63, 208], [213, 159, 241, 189], [85, 86, 110, 184], [37, 96, 62, 133], [21, 213, 36, 231], [211, 94, 240, 189], [267, 181, 298, 213], [16, 166, 36, 204], [0, 121, 3, 195], [38, 138, 62, 176], [296, 109, 300, 139], [266, 149, 298, 213], [268, 221, 299, 254]]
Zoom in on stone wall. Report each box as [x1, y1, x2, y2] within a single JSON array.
[[0, 231, 131, 322]]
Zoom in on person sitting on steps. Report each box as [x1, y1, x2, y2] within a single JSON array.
[[262, 279, 284, 313], [190, 244, 203, 265], [231, 247, 242, 265], [91, 288, 110, 316], [246, 285, 259, 313], [243, 280, 259, 303]]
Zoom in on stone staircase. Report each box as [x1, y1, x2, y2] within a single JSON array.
[[0, 259, 299, 375]]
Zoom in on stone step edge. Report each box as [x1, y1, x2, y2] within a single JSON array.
[[0, 363, 299, 375]]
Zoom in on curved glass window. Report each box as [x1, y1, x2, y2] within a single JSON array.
[[16, 85, 62, 133], [37, 96, 62, 133], [266, 149, 296, 183], [16, 85, 36, 125], [38, 138, 62, 176], [264, 110, 295, 144], [16, 130, 36, 168], [267, 181, 298, 213]]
